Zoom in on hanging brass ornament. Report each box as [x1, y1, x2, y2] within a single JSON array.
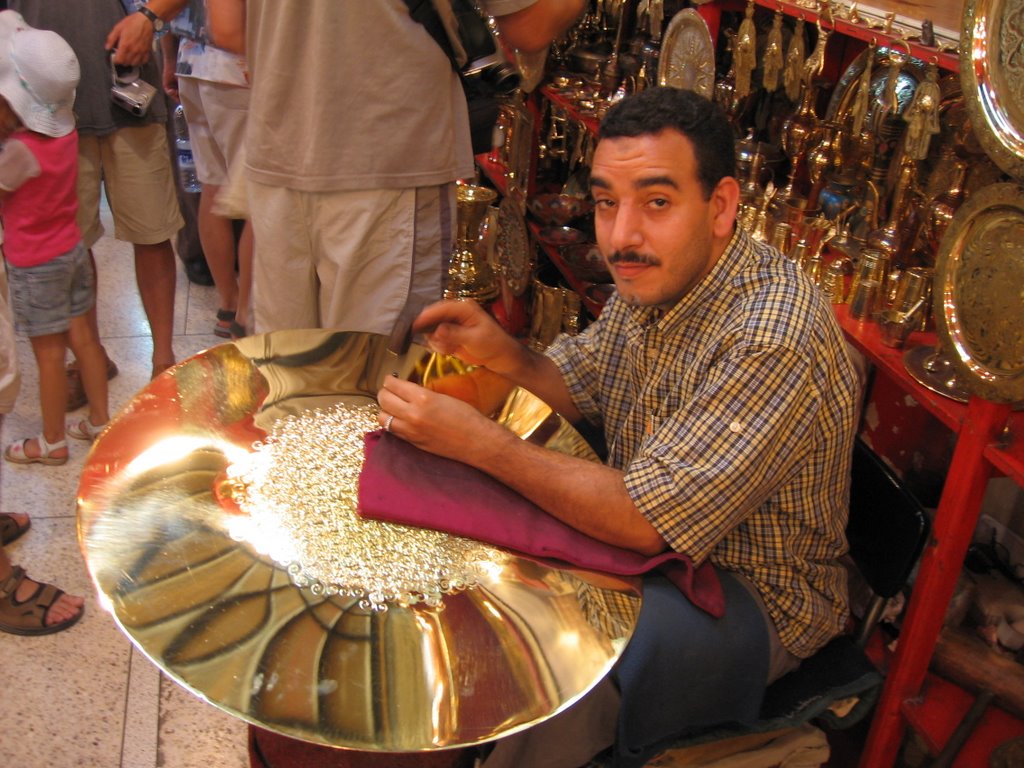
[[734, 0, 757, 98], [903, 64, 942, 160], [801, 19, 831, 86], [784, 17, 806, 101], [850, 39, 877, 136], [877, 44, 908, 120], [762, 11, 785, 93]]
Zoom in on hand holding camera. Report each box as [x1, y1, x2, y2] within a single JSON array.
[[109, 51, 156, 117]]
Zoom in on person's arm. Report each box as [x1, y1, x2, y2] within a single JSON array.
[[160, 32, 180, 100], [106, 0, 189, 66], [206, 0, 246, 54], [377, 375, 667, 555], [490, 0, 587, 53], [381, 299, 667, 554], [0, 140, 41, 198]]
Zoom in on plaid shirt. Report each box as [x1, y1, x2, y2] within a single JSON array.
[[546, 229, 859, 657]]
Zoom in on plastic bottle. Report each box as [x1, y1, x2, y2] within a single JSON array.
[[173, 104, 201, 194]]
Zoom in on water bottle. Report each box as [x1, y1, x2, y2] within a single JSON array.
[[173, 105, 202, 194]]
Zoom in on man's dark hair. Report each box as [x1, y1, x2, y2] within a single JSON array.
[[599, 87, 736, 199]]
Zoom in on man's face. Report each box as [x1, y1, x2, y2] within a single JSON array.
[[590, 129, 737, 309]]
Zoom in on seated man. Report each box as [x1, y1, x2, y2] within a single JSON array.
[[377, 87, 860, 767]]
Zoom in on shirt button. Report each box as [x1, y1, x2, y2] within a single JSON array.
[[729, 421, 743, 433]]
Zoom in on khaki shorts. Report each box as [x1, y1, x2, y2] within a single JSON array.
[[178, 78, 250, 186], [77, 124, 184, 248], [247, 182, 453, 335]]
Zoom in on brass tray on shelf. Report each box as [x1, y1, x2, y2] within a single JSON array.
[[77, 331, 641, 752], [960, 0, 1024, 180], [933, 182, 1024, 404]]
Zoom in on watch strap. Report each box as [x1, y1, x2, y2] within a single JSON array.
[[137, 6, 163, 29]]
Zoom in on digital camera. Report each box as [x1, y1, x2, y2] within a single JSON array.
[[453, 0, 520, 96], [110, 56, 157, 117]]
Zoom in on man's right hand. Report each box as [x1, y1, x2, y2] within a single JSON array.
[[415, 299, 522, 374]]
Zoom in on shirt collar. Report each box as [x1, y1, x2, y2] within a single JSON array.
[[623, 227, 749, 336]]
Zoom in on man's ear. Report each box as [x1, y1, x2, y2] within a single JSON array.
[[710, 177, 740, 240]]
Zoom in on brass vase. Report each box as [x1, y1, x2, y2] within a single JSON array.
[[446, 185, 500, 302]]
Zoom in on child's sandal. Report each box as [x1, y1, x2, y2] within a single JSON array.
[[3, 435, 68, 466], [67, 418, 108, 442]]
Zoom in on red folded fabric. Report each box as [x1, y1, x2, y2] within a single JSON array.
[[357, 431, 724, 617]]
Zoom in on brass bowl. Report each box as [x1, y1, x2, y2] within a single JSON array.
[[561, 242, 611, 283], [77, 331, 641, 751], [527, 193, 594, 227], [537, 225, 589, 248]]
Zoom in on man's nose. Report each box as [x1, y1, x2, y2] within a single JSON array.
[[603, 206, 643, 252]]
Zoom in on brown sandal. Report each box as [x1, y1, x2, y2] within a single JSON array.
[[0, 513, 30, 545], [0, 566, 84, 635]]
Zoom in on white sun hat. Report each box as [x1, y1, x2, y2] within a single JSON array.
[[0, 10, 27, 40], [0, 23, 79, 137]]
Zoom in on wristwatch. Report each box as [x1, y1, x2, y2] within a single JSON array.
[[137, 5, 164, 32]]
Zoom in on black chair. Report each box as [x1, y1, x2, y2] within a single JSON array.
[[663, 437, 932, 750]]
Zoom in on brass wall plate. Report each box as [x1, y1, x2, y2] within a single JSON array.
[[658, 8, 715, 98], [77, 331, 641, 751], [933, 183, 1024, 404], [961, 0, 1024, 179]]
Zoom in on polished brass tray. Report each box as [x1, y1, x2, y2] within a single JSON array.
[[496, 194, 532, 297], [961, 0, 1024, 179], [658, 8, 715, 98], [77, 331, 641, 751], [933, 183, 1024, 404]]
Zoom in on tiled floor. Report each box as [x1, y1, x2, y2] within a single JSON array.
[[0, 206, 250, 767]]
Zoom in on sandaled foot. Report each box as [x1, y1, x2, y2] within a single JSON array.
[[4, 435, 68, 466], [67, 418, 108, 442], [0, 513, 30, 545], [66, 354, 119, 412], [229, 320, 247, 339], [0, 565, 84, 636], [214, 308, 236, 338]]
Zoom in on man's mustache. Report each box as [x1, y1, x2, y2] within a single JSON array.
[[607, 250, 660, 266]]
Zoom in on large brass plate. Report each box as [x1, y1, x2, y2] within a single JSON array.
[[933, 183, 1024, 404], [77, 331, 641, 751], [496, 194, 532, 296], [658, 9, 715, 98], [961, 0, 1024, 179]]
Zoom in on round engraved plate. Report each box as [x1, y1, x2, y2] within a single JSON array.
[[77, 331, 641, 750], [934, 183, 1024, 403], [658, 9, 715, 98], [961, 0, 1024, 179], [496, 194, 532, 296]]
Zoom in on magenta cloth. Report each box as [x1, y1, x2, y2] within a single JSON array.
[[357, 431, 724, 617]]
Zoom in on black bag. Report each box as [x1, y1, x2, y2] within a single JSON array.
[[403, 0, 519, 155]]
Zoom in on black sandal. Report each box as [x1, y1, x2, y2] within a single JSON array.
[[214, 308, 236, 338]]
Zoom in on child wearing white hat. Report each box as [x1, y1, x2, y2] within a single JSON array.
[[0, 13, 110, 466]]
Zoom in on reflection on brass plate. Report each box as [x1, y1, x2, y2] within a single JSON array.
[[961, 0, 1024, 179], [496, 194, 532, 296], [825, 45, 926, 130], [934, 183, 1024, 403], [902, 344, 971, 404], [658, 9, 715, 98], [77, 331, 641, 750]]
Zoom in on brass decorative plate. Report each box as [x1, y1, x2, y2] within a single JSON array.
[[961, 0, 1024, 179], [496, 194, 532, 296], [77, 331, 641, 751], [933, 182, 1024, 404], [658, 9, 715, 98]]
